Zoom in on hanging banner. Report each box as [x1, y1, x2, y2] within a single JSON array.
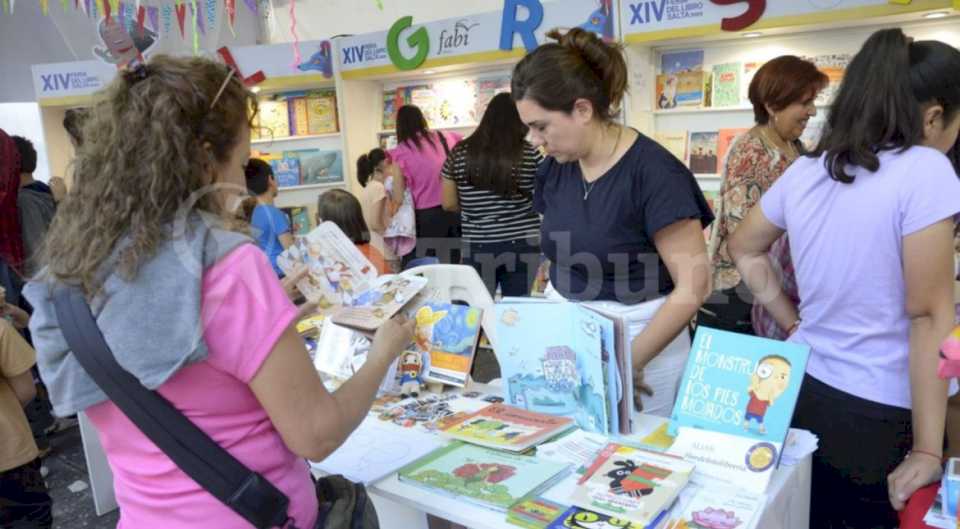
[[620, 0, 955, 43], [32, 60, 116, 104], [337, 0, 617, 79]]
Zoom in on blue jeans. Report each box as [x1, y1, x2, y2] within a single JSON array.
[[461, 237, 540, 297]]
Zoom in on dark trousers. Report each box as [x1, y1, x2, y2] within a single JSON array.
[[0, 458, 52, 529], [405, 206, 461, 266], [696, 284, 755, 335], [461, 237, 540, 298], [792, 374, 915, 529]]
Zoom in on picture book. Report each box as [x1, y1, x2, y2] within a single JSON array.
[[570, 443, 694, 527], [496, 301, 609, 434], [688, 132, 719, 174], [398, 301, 483, 387], [309, 416, 443, 485], [507, 496, 568, 529], [667, 327, 810, 492], [398, 442, 571, 513], [581, 305, 629, 435], [711, 63, 741, 108], [663, 486, 763, 529], [742, 61, 764, 102], [270, 156, 301, 188], [654, 132, 688, 164], [288, 148, 344, 185], [547, 505, 653, 529], [306, 90, 339, 134], [313, 318, 371, 380], [716, 128, 749, 171], [276, 221, 379, 311], [440, 403, 575, 452], [287, 206, 312, 236], [382, 89, 399, 131], [702, 72, 713, 108], [258, 100, 290, 139], [332, 274, 429, 331], [288, 96, 310, 136], [656, 72, 704, 109], [661, 49, 704, 75], [376, 393, 490, 433]]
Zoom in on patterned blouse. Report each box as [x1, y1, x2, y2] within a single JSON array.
[[707, 130, 801, 339]]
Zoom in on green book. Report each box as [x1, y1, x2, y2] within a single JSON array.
[[398, 442, 571, 513], [711, 62, 742, 107]]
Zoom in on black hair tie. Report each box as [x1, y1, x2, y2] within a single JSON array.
[[123, 63, 149, 85]]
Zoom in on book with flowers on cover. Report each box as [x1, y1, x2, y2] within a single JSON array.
[[398, 442, 571, 513], [440, 403, 575, 452]]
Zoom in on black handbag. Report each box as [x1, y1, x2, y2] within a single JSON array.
[[53, 286, 378, 529]]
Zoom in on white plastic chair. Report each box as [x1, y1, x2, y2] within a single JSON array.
[[400, 264, 497, 355]]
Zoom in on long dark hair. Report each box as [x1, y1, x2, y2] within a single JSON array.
[[814, 29, 960, 183], [460, 92, 528, 198], [317, 189, 370, 244], [396, 105, 435, 151], [511, 27, 627, 122], [356, 148, 387, 187]]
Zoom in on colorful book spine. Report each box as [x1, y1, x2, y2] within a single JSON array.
[[288, 97, 310, 137]]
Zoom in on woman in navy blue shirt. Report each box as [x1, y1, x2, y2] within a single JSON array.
[[511, 28, 714, 416]]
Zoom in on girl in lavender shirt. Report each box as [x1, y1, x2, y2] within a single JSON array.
[[731, 29, 960, 528]]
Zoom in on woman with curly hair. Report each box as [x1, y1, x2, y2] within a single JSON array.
[[22, 55, 413, 528]]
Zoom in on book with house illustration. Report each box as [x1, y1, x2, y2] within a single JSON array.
[[398, 442, 571, 513], [570, 443, 694, 527], [440, 403, 575, 452], [667, 326, 810, 492], [496, 301, 610, 434]]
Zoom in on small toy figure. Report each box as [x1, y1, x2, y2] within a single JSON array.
[[743, 355, 793, 435], [398, 351, 425, 398]]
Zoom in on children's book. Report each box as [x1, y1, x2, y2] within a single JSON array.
[[289, 206, 311, 236], [660, 49, 704, 75], [711, 63, 741, 108], [716, 128, 749, 171], [398, 442, 571, 513], [654, 132, 688, 164], [667, 326, 810, 492], [547, 505, 665, 529], [496, 301, 609, 434], [440, 403, 575, 452], [656, 72, 704, 109], [410, 302, 483, 387], [258, 100, 291, 139], [382, 89, 399, 131], [290, 148, 344, 185], [741, 61, 764, 103], [306, 90, 339, 134], [288, 96, 310, 136], [332, 274, 429, 331], [507, 496, 568, 529], [662, 487, 763, 529], [270, 156, 301, 188], [688, 132, 719, 174], [570, 443, 694, 527], [313, 318, 371, 380]]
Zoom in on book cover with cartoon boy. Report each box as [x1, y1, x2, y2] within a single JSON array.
[[404, 302, 483, 387], [496, 302, 609, 434], [570, 443, 694, 527], [398, 442, 571, 513], [440, 403, 575, 452]]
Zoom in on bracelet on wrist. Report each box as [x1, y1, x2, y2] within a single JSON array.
[[908, 449, 943, 462]]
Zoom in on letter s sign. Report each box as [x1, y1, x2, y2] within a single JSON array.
[[387, 16, 430, 71], [709, 0, 765, 32]]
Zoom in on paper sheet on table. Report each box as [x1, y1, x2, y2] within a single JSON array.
[[780, 429, 819, 466], [310, 417, 443, 485], [535, 429, 609, 469]]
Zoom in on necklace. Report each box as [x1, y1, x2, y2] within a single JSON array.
[[759, 125, 799, 161], [581, 125, 624, 200]]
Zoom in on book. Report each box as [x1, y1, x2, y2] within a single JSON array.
[[656, 72, 704, 109], [382, 89, 399, 131], [654, 132, 688, 164], [496, 301, 609, 434], [663, 486, 763, 529], [711, 62, 741, 108], [742, 61, 764, 102], [332, 274, 429, 331], [398, 442, 571, 513], [286, 206, 312, 236], [306, 90, 339, 134], [440, 403, 575, 452], [288, 96, 310, 136], [570, 443, 694, 527], [667, 326, 811, 492], [270, 156, 301, 188], [660, 49, 704, 75], [258, 100, 290, 139], [716, 128, 749, 171], [376, 393, 492, 433], [688, 132, 719, 174], [313, 318, 371, 380], [507, 496, 568, 529], [289, 148, 344, 185], [401, 301, 483, 387], [547, 505, 663, 529]]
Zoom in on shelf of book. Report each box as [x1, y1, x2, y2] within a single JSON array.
[[376, 124, 477, 135], [277, 182, 344, 193], [652, 104, 830, 116], [252, 132, 342, 145]]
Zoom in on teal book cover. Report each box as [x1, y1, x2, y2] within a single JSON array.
[[669, 326, 811, 443], [398, 442, 570, 512], [496, 302, 609, 434]]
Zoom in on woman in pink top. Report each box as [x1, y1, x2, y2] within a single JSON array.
[[730, 30, 960, 528], [389, 105, 463, 265], [22, 55, 414, 529]]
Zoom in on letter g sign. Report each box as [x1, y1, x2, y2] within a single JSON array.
[[387, 16, 430, 71]]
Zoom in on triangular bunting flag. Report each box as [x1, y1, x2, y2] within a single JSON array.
[[175, 0, 186, 37], [225, 0, 236, 32], [147, 5, 159, 32], [193, 0, 205, 36], [205, 0, 215, 31], [101, 0, 110, 21], [136, 5, 145, 36], [241, 0, 255, 14], [40, 0, 49, 15]]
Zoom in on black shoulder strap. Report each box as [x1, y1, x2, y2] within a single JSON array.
[[436, 130, 451, 157], [53, 286, 291, 529]]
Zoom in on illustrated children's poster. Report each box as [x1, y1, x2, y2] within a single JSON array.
[[440, 403, 575, 452], [667, 326, 810, 492], [496, 302, 609, 434], [403, 302, 483, 387], [570, 443, 694, 527], [398, 442, 571, 512]]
